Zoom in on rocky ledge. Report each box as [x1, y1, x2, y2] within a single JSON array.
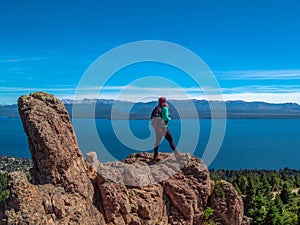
[[0, 92, 250, 225]]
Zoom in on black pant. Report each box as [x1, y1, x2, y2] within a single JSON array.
[[154, 127, 176, 157]]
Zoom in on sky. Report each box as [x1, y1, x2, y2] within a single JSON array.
[[1, 0, 300, 104]]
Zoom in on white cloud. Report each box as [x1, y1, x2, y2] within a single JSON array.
[[0, 57, 49, 63], [221, 85, 300, 94], [0, 86, 76, 92], [63, 85, 300, 104], [1, 84, 300, 104], [60, 91, 300, 104], [220, 92, 300, 104], [217, 69, 300, 80]]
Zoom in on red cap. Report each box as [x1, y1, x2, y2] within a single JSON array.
[[158, 97, 167, 106]]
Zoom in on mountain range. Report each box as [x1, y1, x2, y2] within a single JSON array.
[[1, 99, 300, 119]]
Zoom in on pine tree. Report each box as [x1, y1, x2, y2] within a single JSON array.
[[280, 183, 293, 204]]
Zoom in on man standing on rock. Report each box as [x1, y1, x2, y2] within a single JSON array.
[[151, 97, 183, 162]]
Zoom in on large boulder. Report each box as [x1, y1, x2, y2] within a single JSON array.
[[209, 180, 250, 225], [18, 92, 94, 200], [5, 172, 105, 225]]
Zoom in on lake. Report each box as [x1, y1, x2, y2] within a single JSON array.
[[0, 117, 299, 169]]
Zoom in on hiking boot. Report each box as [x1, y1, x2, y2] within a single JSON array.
[[174, 150, 184, 160], [153, 154, 161, 162]]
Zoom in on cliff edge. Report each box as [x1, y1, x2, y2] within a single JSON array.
[[1, 92, 250, 225]]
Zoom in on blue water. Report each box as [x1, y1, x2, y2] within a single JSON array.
[[0, 117, 299, 169]]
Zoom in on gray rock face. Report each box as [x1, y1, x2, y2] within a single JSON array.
[[1, 92, 249, 225], [86, 151, 100, 170]]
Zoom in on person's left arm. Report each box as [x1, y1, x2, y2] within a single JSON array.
[[162, 107, 171, 123]]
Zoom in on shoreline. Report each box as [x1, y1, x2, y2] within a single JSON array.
[[1, 155, 299, 174]]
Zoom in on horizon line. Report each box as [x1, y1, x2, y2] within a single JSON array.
[[1, 97, 299, 106]]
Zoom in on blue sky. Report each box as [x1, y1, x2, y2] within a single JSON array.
[[0, 0, 300, 104]]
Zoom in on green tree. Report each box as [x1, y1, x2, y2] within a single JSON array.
[[0, 173, 9, 202], [265, 203, 283, 225], [247, 194, 269, 225], [280, 183, 293, 204], [203, 207, 214, 222], [281, 208, 298, 225], [238, 175, 248, 194]]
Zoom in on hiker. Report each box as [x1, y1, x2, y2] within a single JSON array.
[[151, 97, 183, 161]]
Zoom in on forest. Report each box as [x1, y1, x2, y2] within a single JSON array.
[[210, 168, 300, 225]]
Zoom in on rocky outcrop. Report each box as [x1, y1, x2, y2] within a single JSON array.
[[1, 92, 249, 225], [18, 92, 93, 200], [5, 172, 105, 224], [209, 180, 249, 225], [95, 153, 212, 225]]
